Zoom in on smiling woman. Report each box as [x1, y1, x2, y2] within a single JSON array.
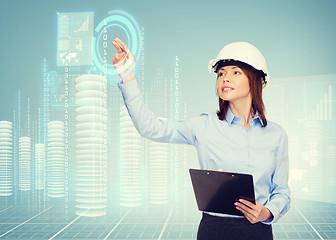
[[216, 66, 267, 127], [216, 66, 252, 125], [113, 38, 290, 240], [210, 42, 268, 129]]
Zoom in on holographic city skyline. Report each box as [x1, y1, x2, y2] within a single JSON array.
[[0, 3, 336, 239]]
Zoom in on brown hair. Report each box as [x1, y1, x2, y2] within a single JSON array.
[[216, 68, 267, 127]]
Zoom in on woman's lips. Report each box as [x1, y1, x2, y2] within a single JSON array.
[[222, 86, 234, 92]]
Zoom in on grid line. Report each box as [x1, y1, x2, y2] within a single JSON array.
[[0, 207, 50, 238], [103, 207, 133, 240]]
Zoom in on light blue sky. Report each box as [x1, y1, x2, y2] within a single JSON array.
[[1, 0, 336, 119]]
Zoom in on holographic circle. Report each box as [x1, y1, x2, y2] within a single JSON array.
[[92, 10, 141, 76]]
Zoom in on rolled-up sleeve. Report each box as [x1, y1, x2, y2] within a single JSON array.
[[263, 130, 291, 224], [118, 80, 198, 145]]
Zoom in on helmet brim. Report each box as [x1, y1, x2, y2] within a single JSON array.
[[208, 58, 268, 88]]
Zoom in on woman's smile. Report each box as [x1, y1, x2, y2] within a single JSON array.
[[217, 66, 251, 104], [222, 86, 234, 92]]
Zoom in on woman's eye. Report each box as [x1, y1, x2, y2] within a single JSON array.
[[218, 73, 224, 77], [234, 71, 241, 75]]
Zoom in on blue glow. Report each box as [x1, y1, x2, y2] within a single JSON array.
[[96, 24, 130, 64], [92, 10, 141, 77]]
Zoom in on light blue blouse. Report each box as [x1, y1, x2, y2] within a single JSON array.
[[118, 79, 290, 224]]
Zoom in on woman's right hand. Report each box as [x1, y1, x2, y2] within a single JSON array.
[[112, 37, 135, 83]]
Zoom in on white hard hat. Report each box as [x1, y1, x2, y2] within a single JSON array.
[[208, 42, 269, 87]]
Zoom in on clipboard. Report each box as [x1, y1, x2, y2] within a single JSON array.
[[189, 168, 255, 216]]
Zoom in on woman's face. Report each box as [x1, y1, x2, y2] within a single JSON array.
[[216, 65, 251, 104]]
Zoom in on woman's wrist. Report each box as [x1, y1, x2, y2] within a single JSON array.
[[262, 207, 273, 222], [121, 72, 135, 83]]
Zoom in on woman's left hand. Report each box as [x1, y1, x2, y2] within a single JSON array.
[[235, 199, 273, 224]]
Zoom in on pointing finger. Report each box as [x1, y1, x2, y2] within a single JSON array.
[[112, 40, 124, 54], [115, 37, 128, 52]]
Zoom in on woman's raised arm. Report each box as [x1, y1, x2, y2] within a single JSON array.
[[112, 37, 136, 83]]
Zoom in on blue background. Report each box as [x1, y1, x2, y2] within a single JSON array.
[[1, 0, 336, 118], [0, 0, 336, 239]]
